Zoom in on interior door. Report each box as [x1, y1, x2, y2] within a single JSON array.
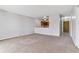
[[63, 21, 69, 32]]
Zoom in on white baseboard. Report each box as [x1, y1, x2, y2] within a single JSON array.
[[72, 38, 79, 49], [0, 33, 34, 40]]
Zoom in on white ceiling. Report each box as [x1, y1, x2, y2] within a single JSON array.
[[0, 5, 73, 18]]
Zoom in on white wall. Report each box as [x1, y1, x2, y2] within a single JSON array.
[[35, 14, 60, 36], [71, 6, 79, 48], [74, 7, 79, 48], [49, 15, 60, 36], [71, 17, 76, 42], [0, 10, 35, 40]]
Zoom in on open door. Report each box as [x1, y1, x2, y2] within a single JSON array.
[[63, 21, 69, 33]]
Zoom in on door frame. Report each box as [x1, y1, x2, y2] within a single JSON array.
[[61, 17, 70, 35]]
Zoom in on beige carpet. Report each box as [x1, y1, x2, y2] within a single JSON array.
[[0, 33, 79, 53]]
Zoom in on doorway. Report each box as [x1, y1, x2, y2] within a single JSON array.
[[62, 20, 70, 36], [63, 21, 69, 33], [60, 16, 71, 36]]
